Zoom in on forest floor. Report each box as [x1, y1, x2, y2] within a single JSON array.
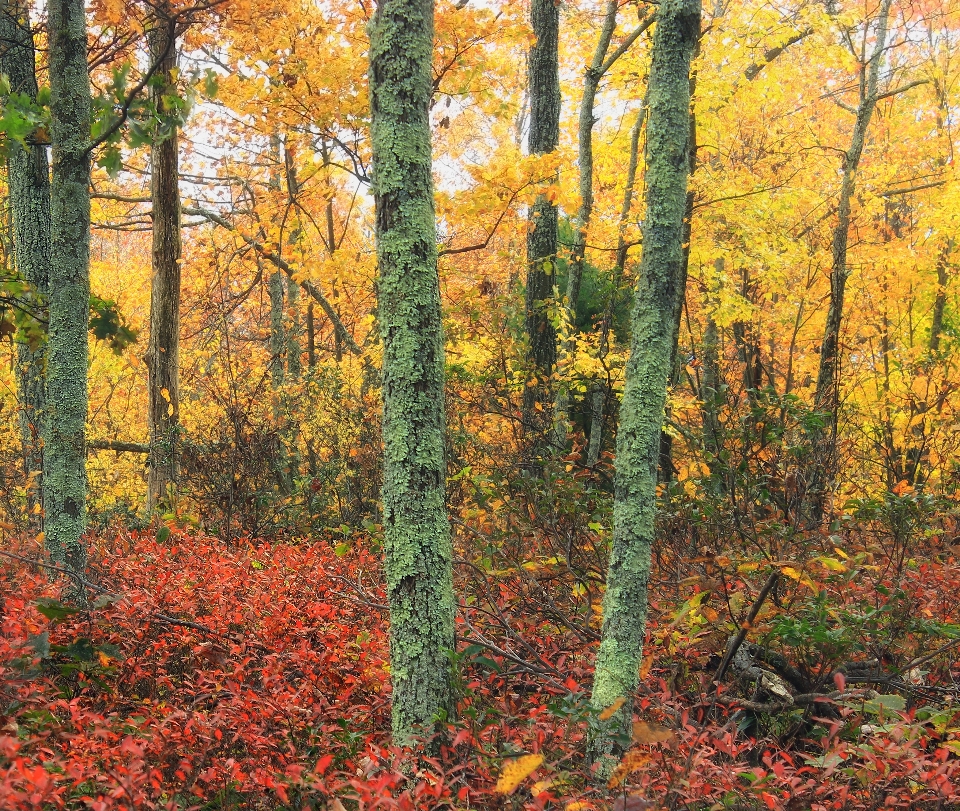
[[2, 525, 960, 810]]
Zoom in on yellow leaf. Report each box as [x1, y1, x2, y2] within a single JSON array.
[[818, 557, 847, 573], [738, 562, 760, 573], [607, 750, 653, 788], [599, 697, 626, 721], [531, 778, 554, 797], [632, 720, 675, 744], [495, 754, 543, 795], [160, 387, 170, 402], [565, 803, 595, 811]]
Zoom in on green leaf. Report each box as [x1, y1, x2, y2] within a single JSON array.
[[860, 694, 907, 716], [34, 599, 82, 622], [334, 543, 351, 557], [26, 631, 50, 659], [156, 526, 171, 544]]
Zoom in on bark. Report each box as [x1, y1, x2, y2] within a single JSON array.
[[286, 276, 302, 378], [0, 0, 50, 523], [45, 0, 91, 574], [588, 0, 700, 772], [522, 0, 560, 438], [811, 0, 893, 517], [146, 12, 182, 512], [269, 269, 285, 385], [369, 0, 454, 746]]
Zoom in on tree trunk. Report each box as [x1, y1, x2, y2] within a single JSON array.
[[369, 0, 454, 746], [45, 0, 91, 573], [588, 0, 700, 772], [522, 0, 560, 440], [0, 0, 51, 524], [269, 269, 285, 385], [586, 107, 646, 467], [556, 4, 653, 444], [811, 0, 893, 518], [146, 12, 182, 513]]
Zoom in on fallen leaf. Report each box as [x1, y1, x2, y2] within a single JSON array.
[[599, 697, 626, 720], [495, 753, 543, 795], [632, 721, 675, 744]]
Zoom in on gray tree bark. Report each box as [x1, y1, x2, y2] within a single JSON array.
[[146, 12, 182, 512], [45, 0, 92, 573], [369, 0, 454, 746], [588, 0, 700, 772], [522, 0, 560, 439], [0, 0, 50, 523]]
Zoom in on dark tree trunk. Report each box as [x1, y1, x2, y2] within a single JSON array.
[[0, 0, 51, 524], [146, 11, 182, 512], [522, 0, 560, 439]]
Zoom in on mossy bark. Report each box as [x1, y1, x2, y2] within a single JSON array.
[[146, 13, 182, 513], [0, 0, 51, 523], [45, 0, 91, 573], [588, 0, 700, 771], [522, 0, 560, 440], [369, 0, 454, 745]]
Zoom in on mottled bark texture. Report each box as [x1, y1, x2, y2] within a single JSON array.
[[269, 270, 286, 385], [146, 14, 182, 512], [811, 0, 892, 518], [588, 0, 700, 771], [369, 0, 455, 745], [0, 0, 50, 522], [522, 0, 560, 438], [45, 0, 91, 573]]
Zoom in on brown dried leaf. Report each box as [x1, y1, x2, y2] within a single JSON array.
[[632, 720, 675, 745]]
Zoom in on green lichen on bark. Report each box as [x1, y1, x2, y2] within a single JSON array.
[[45, 0, 91, 573], [588, 0, 700, 771], [369, 0, 454, 746], [0, 0, 51, 522]]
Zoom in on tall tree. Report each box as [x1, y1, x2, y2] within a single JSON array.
[[0, 0, 51, 523], [588, 0, 701, 771], [45, 0, 92, 572], [522, 0, 560, 439], [811, 0, 895, 517], [369, 0, 455, 744], [146, 9, 183, 512]]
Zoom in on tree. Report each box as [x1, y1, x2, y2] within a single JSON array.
[[146, 7, 183, 512], [522, 0, 560, 441], [588, 0, 701, 770], [0, 0, 51, 523], [44, 0, 92, 573], [368, 0, 455, 744]]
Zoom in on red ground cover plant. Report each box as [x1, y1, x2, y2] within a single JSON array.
[[2, 527, 960, 810]]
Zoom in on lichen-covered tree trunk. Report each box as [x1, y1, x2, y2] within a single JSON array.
[[522, 0, 560, 439], [146, 13, 182, 513], [0, 0, 51, 523], [268, 270, 286, 385], [588, 0, 700, 771], [810, 0, 892, 519], [45, 0, 91, 572], [369, 0, 454, 745]]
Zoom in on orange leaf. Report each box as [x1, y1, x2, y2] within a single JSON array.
[[632, 721, 675, 745], [607, 750, 653, 788], [638, 653, 655, 680], [599, 697, 626, 721]]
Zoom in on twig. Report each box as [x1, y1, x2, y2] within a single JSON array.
[[714, 569, 780, 683]]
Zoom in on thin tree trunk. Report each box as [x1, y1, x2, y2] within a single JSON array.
[[588, 0, 700, 772], [811, 0, 893, 518], [45, 0, 92, 573], [586, 107, 646, 467], [269, 269, 285, 385], [556, 5, 654, 443], [0, 0, 50, 524], [146, 11, 182, 512], [369, 0, 454, 746], [522, 0, 560, 440]]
